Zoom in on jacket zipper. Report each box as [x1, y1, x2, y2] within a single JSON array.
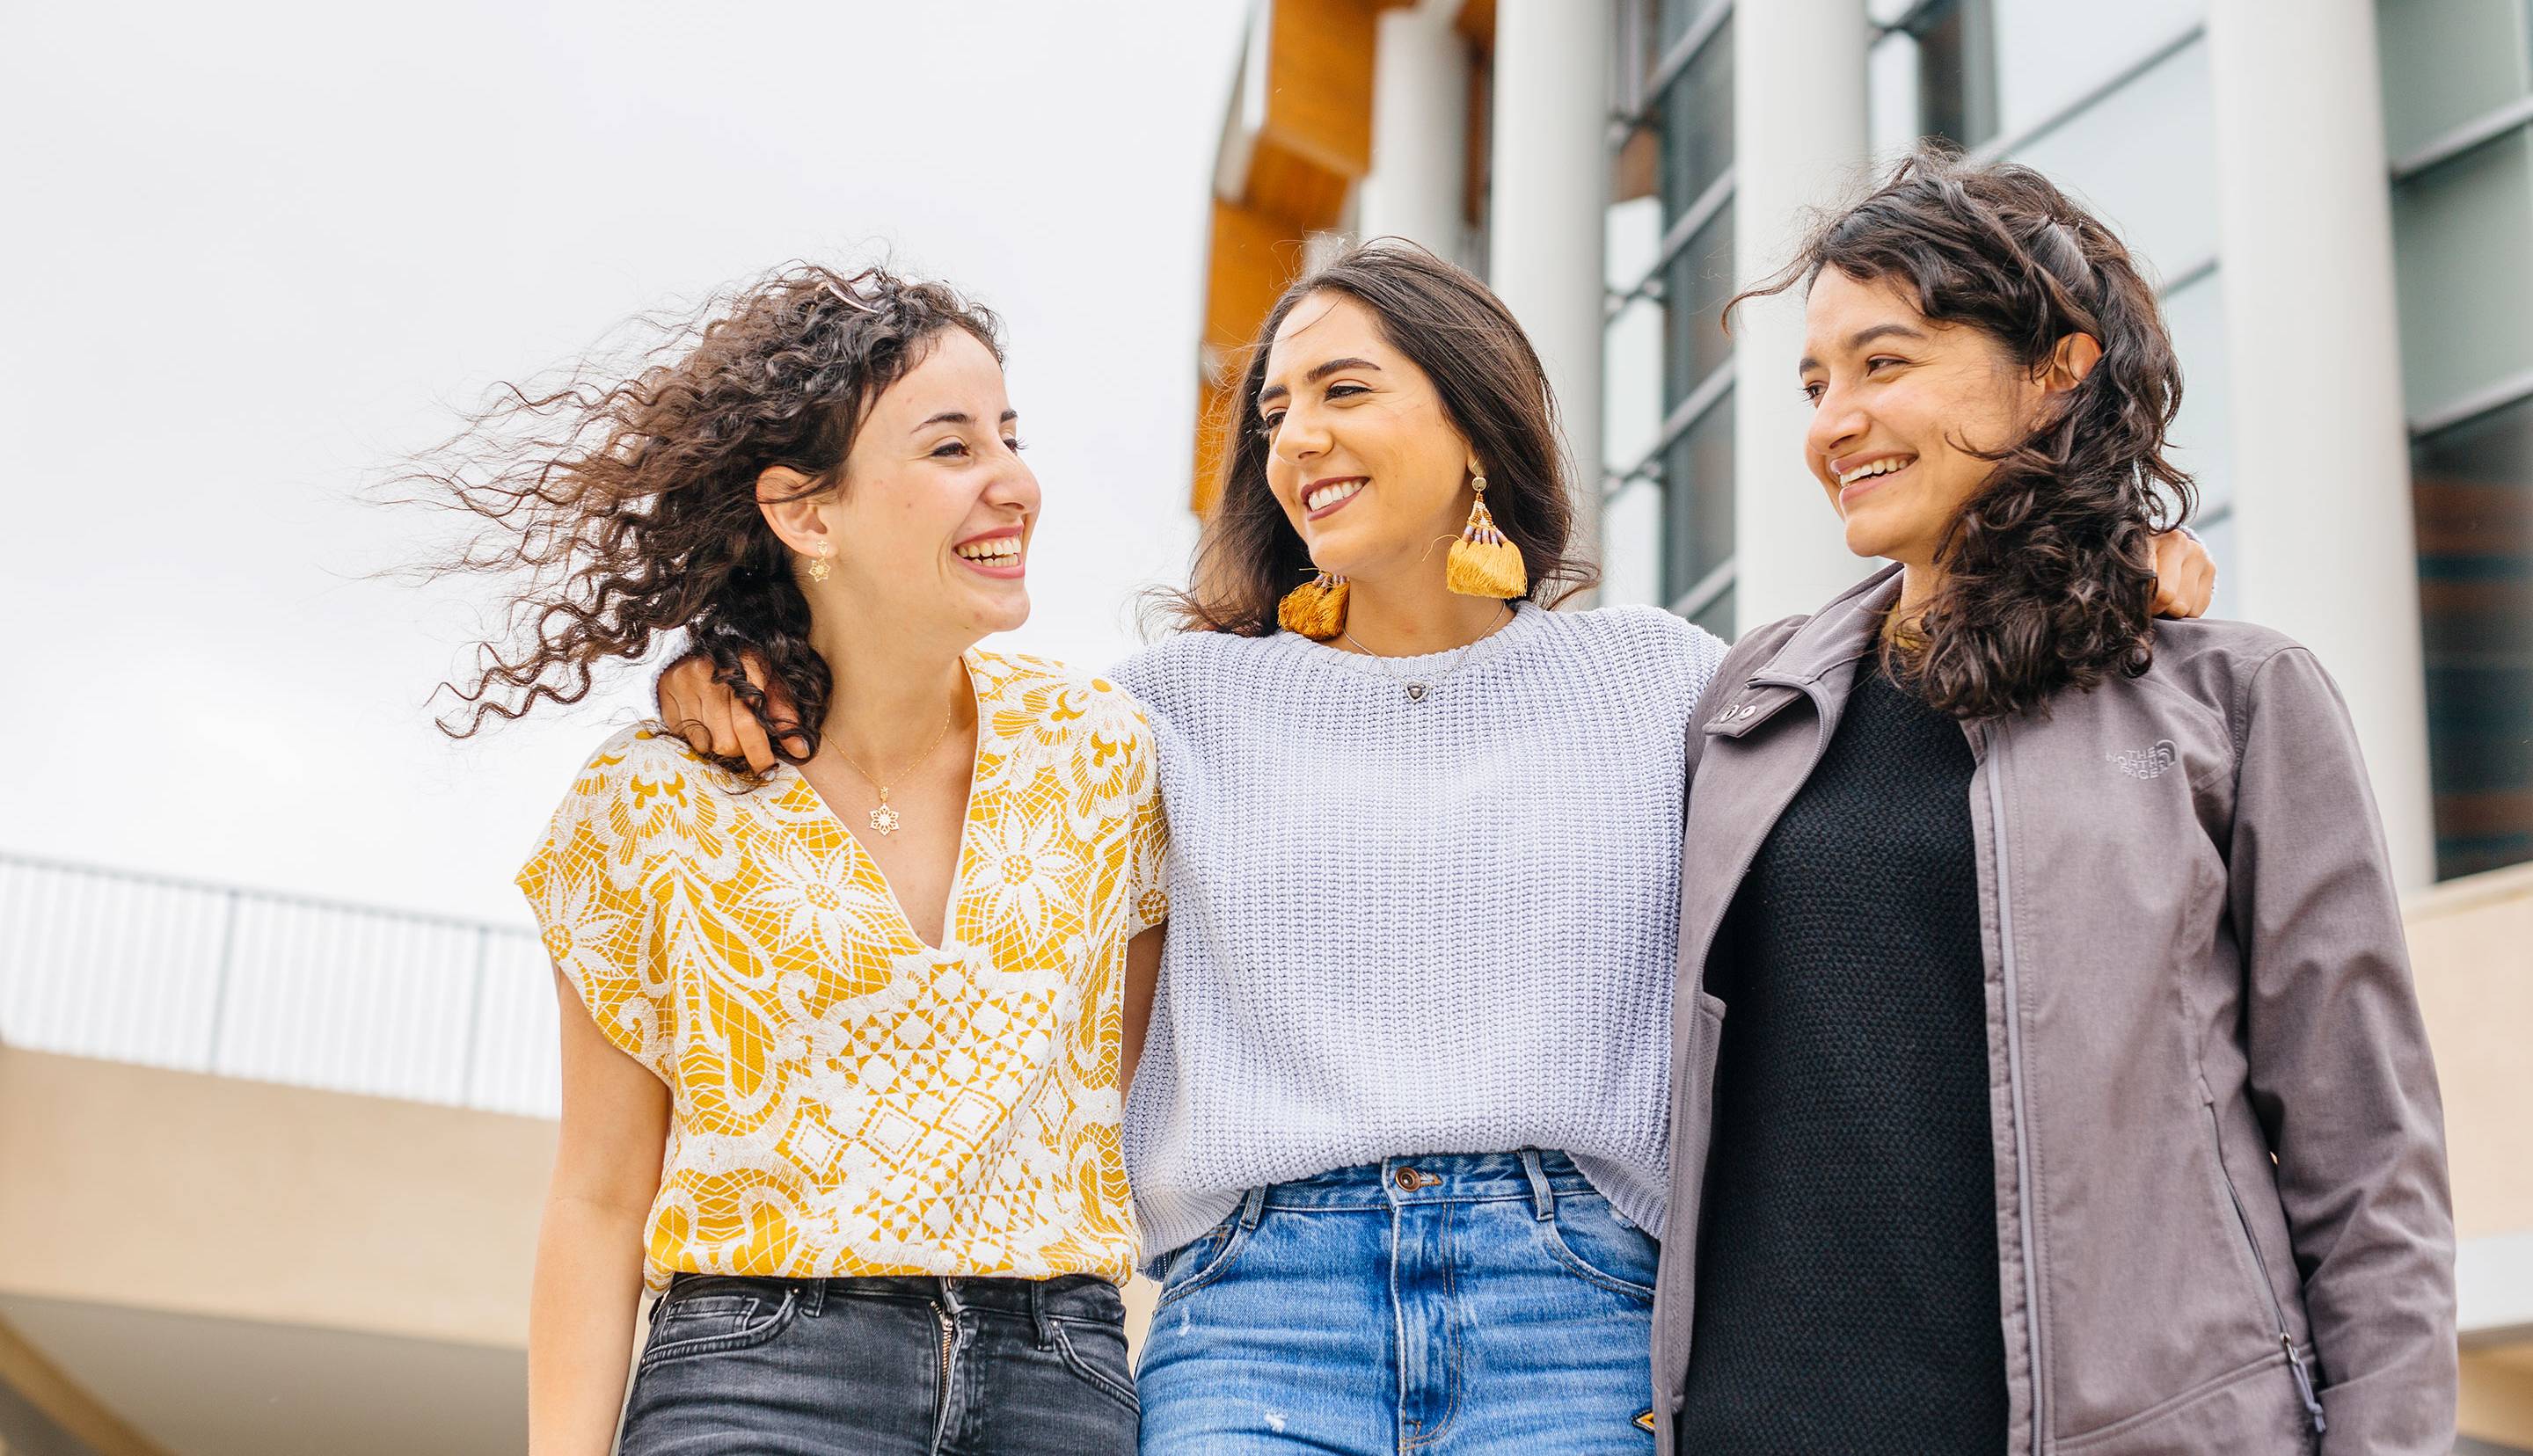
[[2206, 1104, 2330, 1436], [1980, 721, 2048, 1454], [1663, 673, 1842, 1416]]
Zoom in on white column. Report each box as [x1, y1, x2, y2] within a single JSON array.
[[1360, 1, 1470, 260], [1490, 0, 1611, 582], [2207, 0, 2436, 887], [1731, 0, 1876, 632]]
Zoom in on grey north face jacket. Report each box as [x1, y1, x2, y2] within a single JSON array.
[[1652, 565, 2456, 1455]]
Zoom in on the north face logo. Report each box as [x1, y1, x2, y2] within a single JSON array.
[[2110, 739, 2180, 779]]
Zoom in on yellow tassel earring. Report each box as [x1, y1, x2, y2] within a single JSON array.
[[1445, 473, 1527, 599], [1277, 570, 1350, 640]]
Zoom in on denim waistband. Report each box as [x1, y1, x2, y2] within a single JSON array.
[[1255, 1148, 1598, 1212], [661, 1271, 1121, 1323]]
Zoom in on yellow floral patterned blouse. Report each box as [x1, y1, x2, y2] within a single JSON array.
[[517, 650, 1167, 1289]]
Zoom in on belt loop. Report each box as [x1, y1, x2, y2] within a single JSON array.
[[798, 1278, 827, 1317], [1238, 1185, 1268, 1231], [1029, 1278, 1054, 1350], [1519, 1149, 1555, 1220]]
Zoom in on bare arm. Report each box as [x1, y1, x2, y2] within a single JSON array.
[[1121, 924, 1164, 1094], [529, 965, 671, 1456]]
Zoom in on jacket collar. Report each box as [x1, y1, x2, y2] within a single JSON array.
[[1749, 562, 1906, 687]]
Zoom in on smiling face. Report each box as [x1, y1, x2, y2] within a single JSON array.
[[769, 325, 1039, 645], [1255, 292, 1478, 586], [1799, 268, 2065, 571]]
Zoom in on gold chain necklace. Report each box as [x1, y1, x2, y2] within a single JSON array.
[[828, 710, 958, 837]]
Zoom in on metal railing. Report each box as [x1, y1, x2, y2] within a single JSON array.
[[0, 850, 560, 1118]]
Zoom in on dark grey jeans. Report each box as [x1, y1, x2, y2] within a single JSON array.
[[617, 1273, 1138, 1455]]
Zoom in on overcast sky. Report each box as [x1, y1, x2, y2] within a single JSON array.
[[1, 0, 1247, 925]]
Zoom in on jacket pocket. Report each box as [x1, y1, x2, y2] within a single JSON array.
[[2203, 1103, 2329, 1438]]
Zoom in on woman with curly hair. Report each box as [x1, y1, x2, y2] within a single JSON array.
[[1652, 152, 2455, 1455], [427, 266, 1163, 1454]]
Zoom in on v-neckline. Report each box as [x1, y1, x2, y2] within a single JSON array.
[[785, 652, 989, 956]]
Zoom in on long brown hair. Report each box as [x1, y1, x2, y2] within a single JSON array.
[[1734, 147, 2194, 718], [1164, 241, 1597, 635], [410, 262, 1001, 765]]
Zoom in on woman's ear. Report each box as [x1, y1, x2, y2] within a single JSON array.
[[2043, 331, 2105, 393], [756, 465, 832, 557]]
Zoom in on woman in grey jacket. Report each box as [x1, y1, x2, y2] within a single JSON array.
[[1654, 152, 2456, 1455]]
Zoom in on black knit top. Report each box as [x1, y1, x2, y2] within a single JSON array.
[[1673, 662, 2009, 1453]]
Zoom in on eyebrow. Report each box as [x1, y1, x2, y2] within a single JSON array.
[[1256, 356, 1383, 409], [913, 409, 1020, 432], [1797, 323, 1931, 374]]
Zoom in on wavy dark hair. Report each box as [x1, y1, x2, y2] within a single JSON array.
[[409, 262, 1000, 770], [1164, 240, 1596, 635], [1733, 147, 2193, 718]]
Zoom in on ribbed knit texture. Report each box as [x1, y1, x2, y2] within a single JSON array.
[[1108, 602, 1725, 1260], [1675, 663, 2007, 1452]]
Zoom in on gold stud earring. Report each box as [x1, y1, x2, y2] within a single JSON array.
[[805, 542, 833, 583], [1446, 472, 1527, 598], [1277, 570, 1350, 640]]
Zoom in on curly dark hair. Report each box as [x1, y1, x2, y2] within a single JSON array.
[[409, 262, 1001, 769], [1732, 146, 2194, 719], [1163, 240, 1597, 635]]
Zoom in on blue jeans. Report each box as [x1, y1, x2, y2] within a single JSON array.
[[1135, 1150, 1661, 1454], [617, 1273, 1138, 1455]]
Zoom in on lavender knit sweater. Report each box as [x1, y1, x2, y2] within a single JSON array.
[[1108, 601, 1726, 1259]]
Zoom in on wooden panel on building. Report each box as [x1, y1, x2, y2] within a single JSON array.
[[1191, 0, 1391, 513]]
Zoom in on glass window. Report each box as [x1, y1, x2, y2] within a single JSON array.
[[2411, 393, 2533, 877], [1605, 293, 1665, 490], [1606, 196, 1667, 477], [1664, 199, 1736, 404], [2009, 36, 2219, 280], [1989, 0, 2206, 141], [1660, 19, 1734, 224], [1660, 0, 1726, 49], [1910, 0, 1998, 149], [1870, 30, 1925, 159], [2376, 0, 2532, 161], [1690, 584, 1736, 642], [1868, 1, 1998, 155], [2393, 127, 2533, 424], [1602, 476, 1667, 608], [2160, 268, 2233, 524], [1662, 389, 1736, 605]]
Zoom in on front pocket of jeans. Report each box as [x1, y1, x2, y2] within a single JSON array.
[[1536, 1195, 1659, 1300], [1049, 1318, 1141, 1414], [1152, 1212, 1256, 1311], [639, 1284, 799, 1367]]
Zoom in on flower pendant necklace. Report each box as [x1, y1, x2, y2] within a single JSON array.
[[831, 710, 957, 836]]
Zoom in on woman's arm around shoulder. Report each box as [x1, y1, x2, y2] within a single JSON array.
[[2228, 643, 2456, 1452]]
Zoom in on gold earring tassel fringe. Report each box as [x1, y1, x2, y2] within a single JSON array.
[[1446, 482, 1527, 599], [1278, 571, 1350, 639]]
